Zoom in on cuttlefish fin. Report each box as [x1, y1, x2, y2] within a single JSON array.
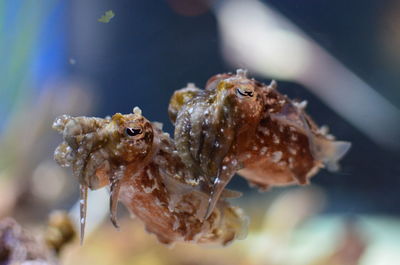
[[204, 169, 235, 220], [313, 138, 352, 171], [79, 184, 88, 245], [109, 175, 122, 229]]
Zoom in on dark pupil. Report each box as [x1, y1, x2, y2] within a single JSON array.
[[237, 88, 253, 97], [125, 127, 142, 136]]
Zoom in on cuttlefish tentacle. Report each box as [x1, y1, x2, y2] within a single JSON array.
[[72, 138, 94, 244], [202, 136, 236, 219], [79, 184, 88, 244], [204, 167, 235, 220], [109, 166, 126, 229], [53, 115, 111, 243], [204, 142, 241, 219]]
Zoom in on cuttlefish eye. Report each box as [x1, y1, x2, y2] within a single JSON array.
[[125, 127, 142, 137], [236, 87, 254, 97]]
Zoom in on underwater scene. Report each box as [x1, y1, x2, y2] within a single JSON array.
[[0, 0, 399, 264]]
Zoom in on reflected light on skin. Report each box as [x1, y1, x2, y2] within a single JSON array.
[[215, 0, 400, 149]]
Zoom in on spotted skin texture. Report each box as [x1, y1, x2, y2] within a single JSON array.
[[170, 70, 266, 218], [238, 85, 322, 189], [169, 70, 351, 216], [53, 111, 247, 245]]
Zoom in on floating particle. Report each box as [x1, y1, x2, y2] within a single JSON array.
[[98, 10, 115, 23]]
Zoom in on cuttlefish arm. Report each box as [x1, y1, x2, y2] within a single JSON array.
[[53, 115, 112, 243], [109, 166, 126, 229], [204, 162, 238, 220], [79, 184, 88, 244]]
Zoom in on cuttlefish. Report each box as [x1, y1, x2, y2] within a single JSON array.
[[53, 108, 247, 245], [169, 69, 351, 219]]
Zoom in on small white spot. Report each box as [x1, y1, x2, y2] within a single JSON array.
[[231, 159, 238, 167], [319, 125, 329, 135], [258, 126, 270, 136], [236, 68, 248, 78], [153, 122, 163, 130], [223, 157, 231, 163], [326, 134, 335, 140], [144, 186, 156, 193], [278, 161, 287, 167], [271, 151, 282, 163], [273, 134, 280, 144], [288, 146, 297, 155], [133, 106, 142, 115], [260, 146, 268, 155], [294, 100, 308, 109], [186, 82, 197, 89], [172, 219, 180, 231]]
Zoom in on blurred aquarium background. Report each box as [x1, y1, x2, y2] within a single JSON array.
[[0, 0, 399, 264]]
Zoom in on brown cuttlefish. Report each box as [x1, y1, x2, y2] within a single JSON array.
[[169, 69, 351, 219], [52, 108, 248, 245]]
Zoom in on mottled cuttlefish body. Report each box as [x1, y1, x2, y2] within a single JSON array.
[[169, 69, 351, 218], [52, 108, 247, 245]]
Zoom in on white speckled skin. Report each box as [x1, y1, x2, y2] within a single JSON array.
[[169, 70, 351, 215], [53, 111, 248, 245]]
